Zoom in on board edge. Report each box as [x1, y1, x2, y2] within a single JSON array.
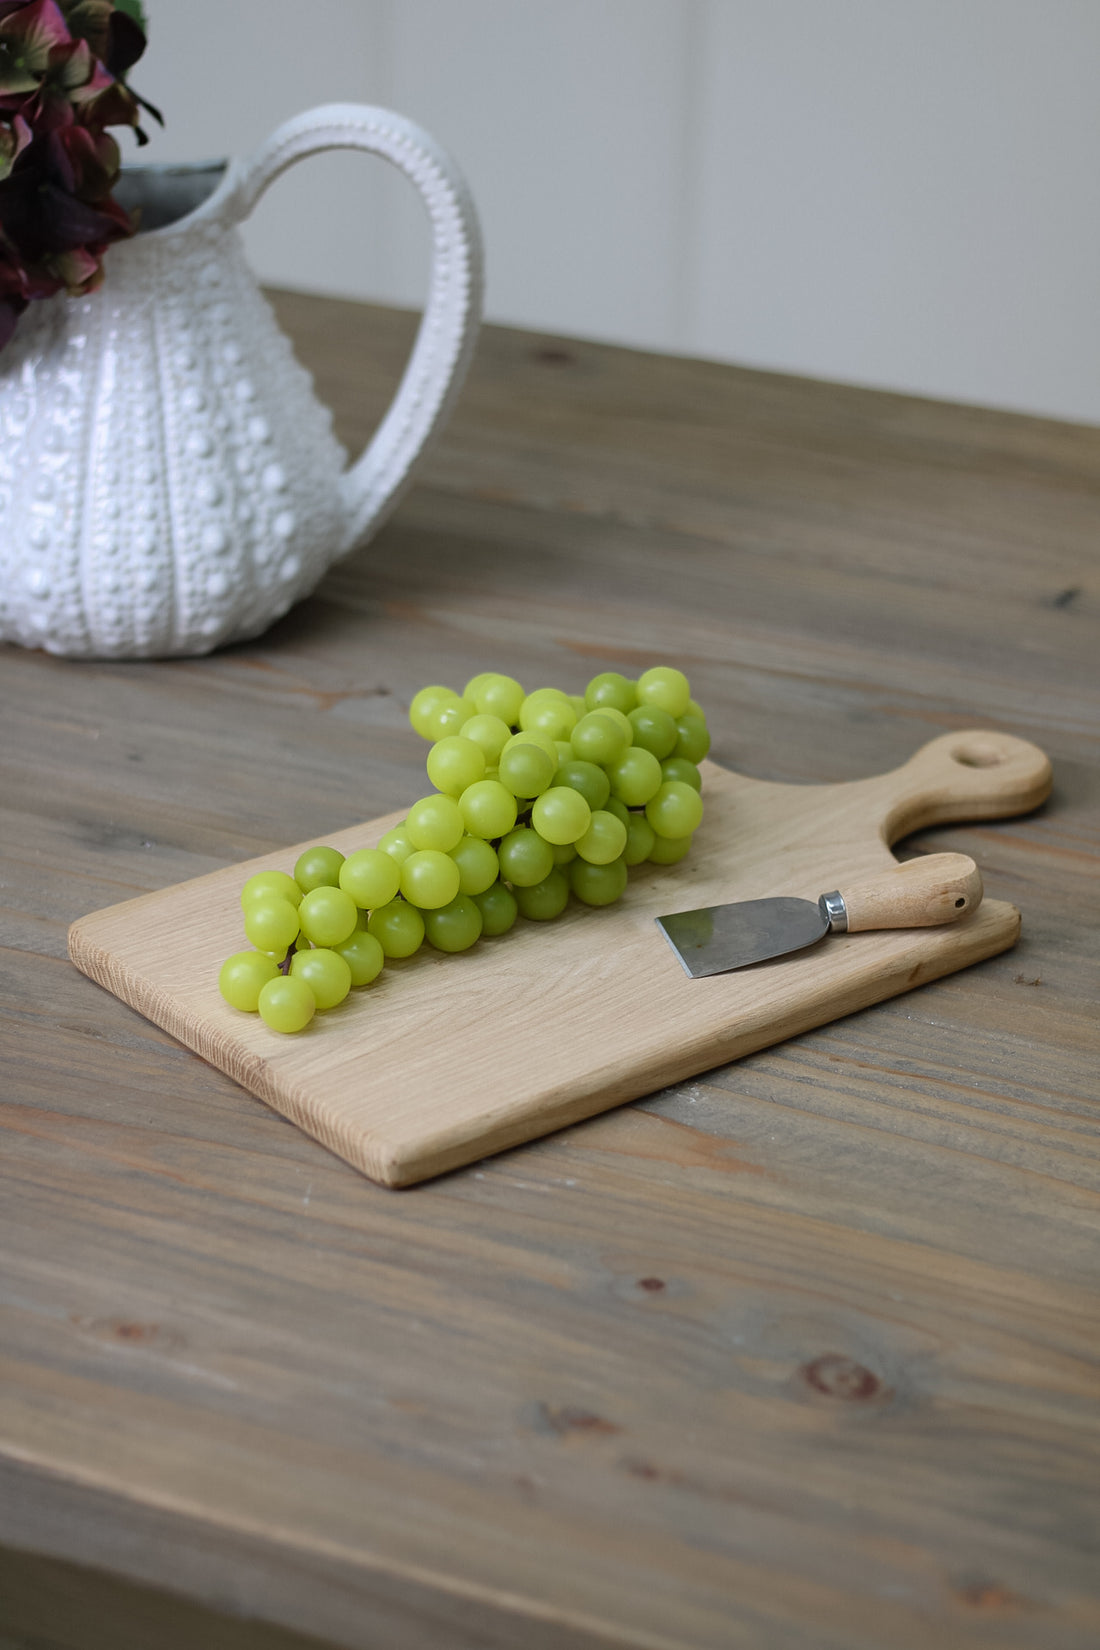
[[377, 901, 1023, 1187]]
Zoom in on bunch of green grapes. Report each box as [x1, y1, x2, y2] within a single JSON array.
[[218, 844, 385, 1034], [219, 666, 708, 1032]]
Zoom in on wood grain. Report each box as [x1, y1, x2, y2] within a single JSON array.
[[832, 852, 983, 931], [68, 732, 1049, 1188], [1, 292, 1098, 1650]]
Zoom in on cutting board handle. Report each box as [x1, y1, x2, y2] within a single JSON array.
[[872, 730, 1052, 841]]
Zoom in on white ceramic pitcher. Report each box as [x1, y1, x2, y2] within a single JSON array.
[[0, 103, 482, 659]]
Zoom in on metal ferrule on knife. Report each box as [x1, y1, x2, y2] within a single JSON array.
[[818, 891, 848, 933]]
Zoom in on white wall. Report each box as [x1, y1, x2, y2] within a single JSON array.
[[136, 1, 1100, 424]]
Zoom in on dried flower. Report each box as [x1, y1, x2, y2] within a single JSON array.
[[0, 0, 159, 348]]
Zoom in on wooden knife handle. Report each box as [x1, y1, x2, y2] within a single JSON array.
[[836, 853, 984, 932]]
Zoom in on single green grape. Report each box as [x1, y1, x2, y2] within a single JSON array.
[[497, 826, 555, 887], [400, 848, 462, 909], [433, 698, 473, 738], [410, 685, 464, 739], [603, 796, 630, 825], [636, 666, 691, 718], [423, 893, 484, 953], [339, 847, 401, 909], [687, 698, 705, 719], [575, 809, 628, 865], [518, 688, 576, 742], [459, 713, 513, 766], [584, 671, 637, 714], [426, 735, 486, 797], [520, 686, 572, 712], [290, 947, 352, 1011], [502, 727, 559, 764], [473, 880, 519, 936], [570, 710, 627, 766], [450, 834, 500, 896], [570, 855, 628, 906], [335, 927, 385, 986], [646, 779, 704, 839], [514, 868, 570, 921], [367, 898, 425, 958], [647, 832, 694, 865], [219, 950, 280, 1012], [257, 974, 316, 1034], [628, 704, 678, 759], [463, 672, 494, 701], [471, 672, 525, 725], [406, 793, 465, 853], [243, 896, 301, 955], [293, 845, 345, 893], [567, 693, 588, 720], [554, 739, 575, 768], [660, 756, 702, 792], [551, 840, 578, 865], [459, 778, 518, 840], [606, 745, 663, 807], [378, 823, 415, 864], [623, 814, 657, 865], [498, 740, 555, 799], [554, 758, 610, 811], [298, 885, 358, 947], [530, 785, 592, 845], [241, 870, 302, 910], [597, 706, 634, 748], [674, 714, 711, 763]]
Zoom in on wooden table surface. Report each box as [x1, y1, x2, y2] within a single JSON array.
[[2, 292, 1098, 1650]]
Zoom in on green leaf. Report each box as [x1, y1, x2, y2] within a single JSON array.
[[113, 0, 147, 30]]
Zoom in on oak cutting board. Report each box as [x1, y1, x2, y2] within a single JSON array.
[[69, 729, 1051, 1187]]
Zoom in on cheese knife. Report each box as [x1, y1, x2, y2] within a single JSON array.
[[656, 852, 983, 979]]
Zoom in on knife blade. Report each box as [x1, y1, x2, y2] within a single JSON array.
[[656, 853, 983, 979]]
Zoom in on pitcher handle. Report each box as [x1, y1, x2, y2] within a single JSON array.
[[206, 103, 483, 555]]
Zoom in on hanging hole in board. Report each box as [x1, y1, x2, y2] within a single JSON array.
[[951, 740, 1004, 769]]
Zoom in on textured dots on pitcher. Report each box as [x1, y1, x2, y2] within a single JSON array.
[[0, 106, 479, 659]]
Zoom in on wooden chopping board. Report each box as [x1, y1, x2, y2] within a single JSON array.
[[69, 729, 1051, 1188]]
